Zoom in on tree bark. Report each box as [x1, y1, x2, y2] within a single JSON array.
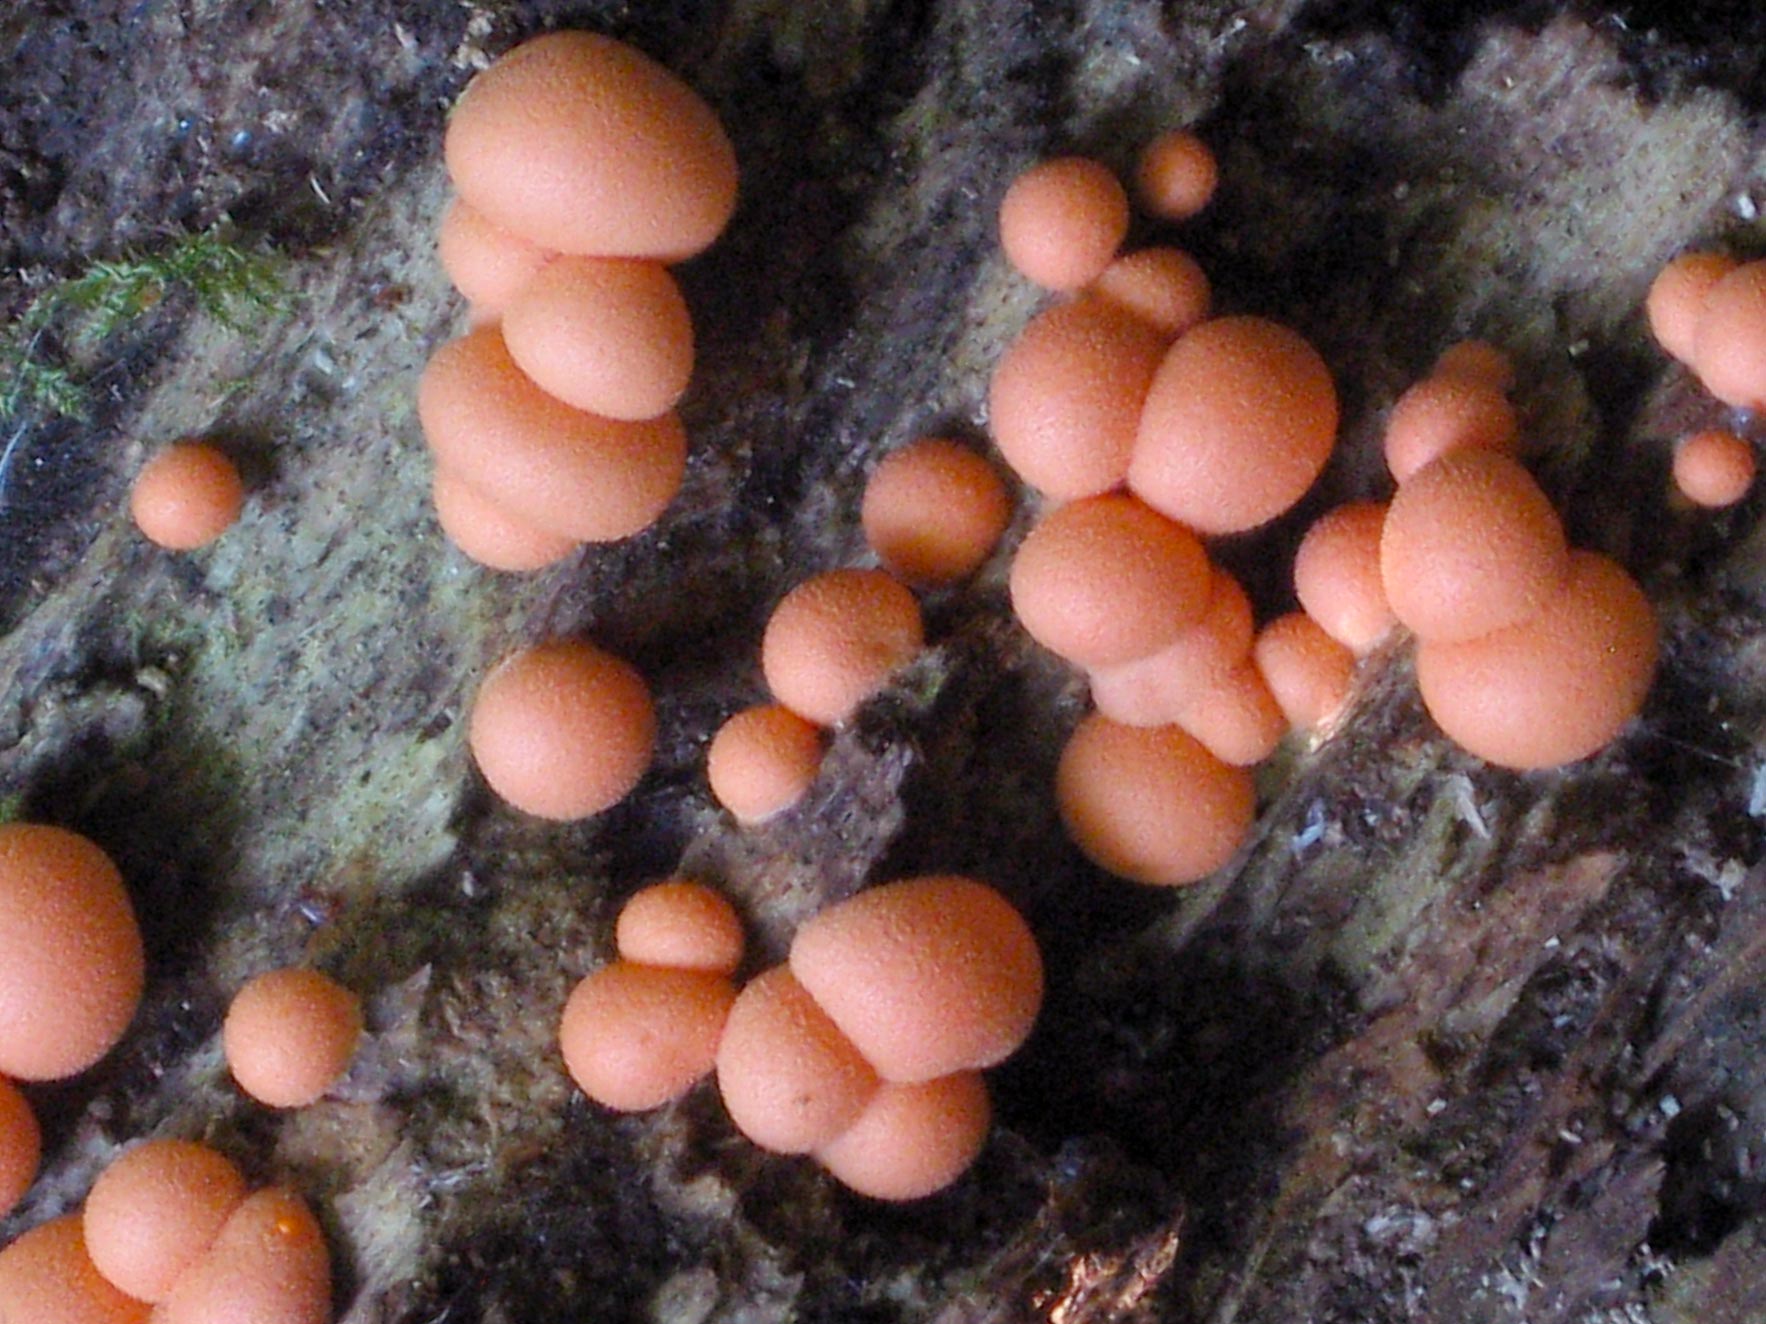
[[3, 3, 1765, 1321]]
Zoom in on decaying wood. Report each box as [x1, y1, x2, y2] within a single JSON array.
[[3, 3, 1766, 1320]]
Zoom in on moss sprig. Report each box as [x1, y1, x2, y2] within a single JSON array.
[[0, 227, 287, 422]]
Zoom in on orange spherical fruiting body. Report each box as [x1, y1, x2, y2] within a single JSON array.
[[1693, 260, 1766, 408], [155, 1188, 331, 1324], [559, 961, 735, 1111], [706, 703, 825, 824], [1415, 550, 1658, 770], [614, 880, 745, 976], [1673, 429, 1756, 509], [1008, 494, 1211, 669], [760, 570, 924, 726], [501, 256, 695, 422], [467, 639, 656, 820], [788, 876, 1043, 1085], [1129, 316, 1337, 534], [1380, 449, 1569, 643], [130, 442, 245, 551], [1172, 660, 1286, 767], [0, 823, 144, 1082], [223, 968, 362, 1109], [1089, 248, 1211, 340], [860, 439, 1012, 586], [432, 468, 579, 573], [418, 325, 686, 543], [1293, 500, 1395, 655], [714, 966, 879, 1153], [1133, 130, 1218, 221], [1382, 375, 1519, 484], [816, 1072, 992, 1201], [1253, 613, 1356, 732], [444, 31, 737, 260], [1055, 715, 1254, 886], [436, 197, 556, 320], [0, 1216, 149, 1324], [0, 1075, 39, 1219], [988, 297, 1168, 500], [1086, 564, 1253, 727], [998, 156, 1129, 292], [1432, 340, 1516, 393], [1648, 250, 1739, 366]]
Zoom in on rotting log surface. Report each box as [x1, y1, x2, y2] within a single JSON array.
[[3, 3, 1766, 1321]]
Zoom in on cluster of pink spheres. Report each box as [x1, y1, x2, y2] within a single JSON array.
[[986, 131, 1673, 881], [0, 1155, 330, 1324], [0, 823, 351, 1318], [47, 15, 1758, 1291], [1647, 250, 1764, 508], [423, 28, 738, 570], [441, 34, 1681, 1196], [426, 33, 1042, 1200], [562, 876, 1042, 1201], [993, 138, 1350, 886]]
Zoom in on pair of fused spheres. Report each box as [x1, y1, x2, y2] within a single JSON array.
[[88, 1142, 329, 1322], [706, 568, 925, 824], [1373, 354, 1658, 769], [990, 294, 1338, 535], [716, 876, 1042, 1200], [560, 880, 744, 1113], [429, 30, 740, 570], [1650, 252, 1766, 412], [1645, 252, 1759, 508], [0, 1141, 330, 1324]]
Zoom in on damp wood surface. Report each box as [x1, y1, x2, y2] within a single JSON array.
[[3, 2, 1766, 1321]]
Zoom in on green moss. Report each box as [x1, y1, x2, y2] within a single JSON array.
[[0, 226, 286, 422]]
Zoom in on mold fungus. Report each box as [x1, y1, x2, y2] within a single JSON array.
[[1129, 316, 1337, 535], [445, 31, 738, 260], [1415, 550, 1658, 770], [1056, 715, 1254, 886], [467, 639, 656, 821], [0, 824, 144, 1082], [788, 876, 1044, 1086]]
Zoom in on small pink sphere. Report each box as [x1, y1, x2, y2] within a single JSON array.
[[998, 157, 1129, 292]]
